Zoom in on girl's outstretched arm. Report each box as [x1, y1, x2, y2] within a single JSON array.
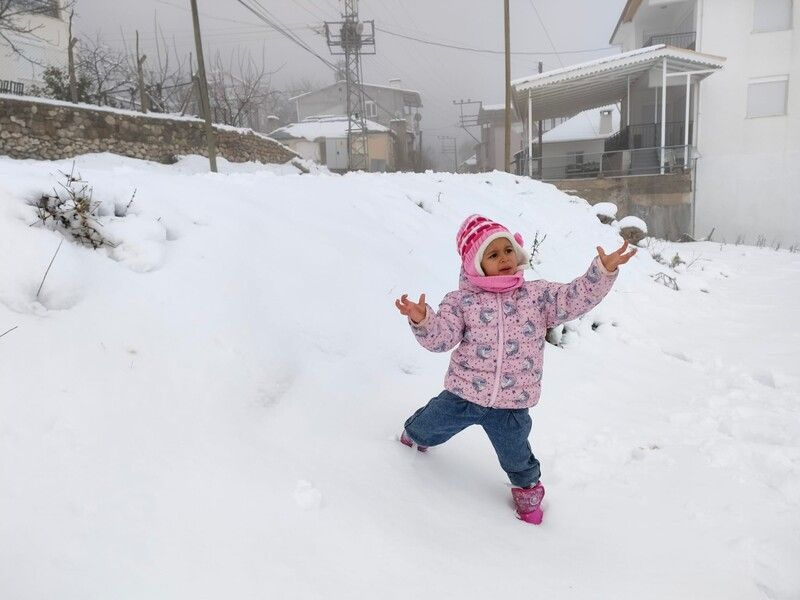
[[539, 242, 634, 328], [395, 291, 465, 353]]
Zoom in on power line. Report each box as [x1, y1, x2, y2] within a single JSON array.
[[527, 0, 598, 136], [376, 26, 615, 57]]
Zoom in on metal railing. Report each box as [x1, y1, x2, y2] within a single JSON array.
[[0, 79, 25, 95], [646, 31, 696, 50], [625, 121, 693, 150], [515, 145, 696, 180]]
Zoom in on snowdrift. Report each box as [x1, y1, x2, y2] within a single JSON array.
[[1, 154, 798, 599]]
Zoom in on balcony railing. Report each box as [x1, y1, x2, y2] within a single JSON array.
[[0, 79, 25, 95], [646, 31, 696, 50], [514, 145, 696, 180], [610, 122, 694, 151]]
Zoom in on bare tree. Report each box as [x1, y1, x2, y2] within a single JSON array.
[[0, 0, 74, 62], [76, 34, 130, 106], [207, 47, 279, 130]]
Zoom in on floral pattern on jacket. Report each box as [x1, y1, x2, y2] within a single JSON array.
[[410, 257, 617, 409]]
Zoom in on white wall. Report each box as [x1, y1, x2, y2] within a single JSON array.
[[0, 7, 69, 89], [693, 0, 800, 244]]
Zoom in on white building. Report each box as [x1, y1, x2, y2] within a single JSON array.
[[268, 115, 396, 172], [0, 1, 69, 94], [611, 0, 799, 244]]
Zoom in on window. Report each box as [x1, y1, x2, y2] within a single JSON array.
[[753, 0, 793, 32], [364, 101, 377, 118], [567, 151, 584, 165], [746, 75, 789, 117]]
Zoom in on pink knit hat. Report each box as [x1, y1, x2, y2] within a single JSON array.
[[456, 214, 530, 276]]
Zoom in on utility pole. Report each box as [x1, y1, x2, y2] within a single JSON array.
[[503, 0, 511, 173], [453, 98, 482, 145], [537, 61, 543, 178], [189, 0, 217, 173], [67, 10, 78, 103], [135, 31, 149, 113], [438, 135, 457, 172], [325, 1, 376, 172]]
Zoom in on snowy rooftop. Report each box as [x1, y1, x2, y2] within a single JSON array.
[[511, 45, 725, 121], [541, 105, 620, 143], [289, 81, 423, 106], [269, 115, 390, 142]]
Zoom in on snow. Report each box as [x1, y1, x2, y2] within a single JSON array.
[[618, 215, 648, 233], [1, 153, 798, 599], [511, 45, 668, 87], [593, 201, 618, 218], [269, 115, 390, 142], [541, 105, 621, 143]]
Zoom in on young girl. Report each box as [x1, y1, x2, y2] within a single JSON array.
[[395, 214, 635, 524]]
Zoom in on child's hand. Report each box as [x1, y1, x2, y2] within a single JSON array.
[[395, 293, 427, 324], [596, 241, 637, 272]]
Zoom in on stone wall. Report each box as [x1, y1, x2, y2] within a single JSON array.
[[549, 173, 694, 241], [0, 95, 297, 165]]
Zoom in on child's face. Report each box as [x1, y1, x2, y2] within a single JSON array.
[[480, 237, 517, 276]]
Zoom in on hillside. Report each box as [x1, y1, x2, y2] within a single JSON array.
[[1, 154, 798, 600]]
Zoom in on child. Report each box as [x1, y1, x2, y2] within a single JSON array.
[[395, 214, 635, 524]]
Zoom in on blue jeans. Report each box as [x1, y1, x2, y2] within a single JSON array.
[[404, 390, 541, 488]]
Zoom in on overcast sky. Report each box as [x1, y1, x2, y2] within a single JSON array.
[[72, 0, 627, 167]]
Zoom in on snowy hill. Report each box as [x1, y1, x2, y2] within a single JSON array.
[[0, 154, 798, 600]]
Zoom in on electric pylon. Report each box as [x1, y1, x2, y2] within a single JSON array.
[[324, 1, 375, 171]]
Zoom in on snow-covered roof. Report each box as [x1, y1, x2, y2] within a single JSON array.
[[269, 115, 391, 142], [289, 81, 422, 107], [511, 45, 725, 121], [461, 154, 477, 166], [481, 103, 506, 112], [541, 105, 620, 144]]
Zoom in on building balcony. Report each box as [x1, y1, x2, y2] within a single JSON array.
[[0, 79, 25, 95], [645, 31, 696, 50]]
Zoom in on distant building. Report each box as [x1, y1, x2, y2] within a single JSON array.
[[517, 106, 621, 179], [290, 79, 422, 171], [476, 104, 521, 172], [457, 153, 478, 173], [512, 0, 798, 243], [477, 103, 567, 172], [611, 0, 799, 244], [0, 1, 69, 95], [269, 115, 396, 173]]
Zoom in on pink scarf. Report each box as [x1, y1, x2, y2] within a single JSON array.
[[461, 267, 525, 293]]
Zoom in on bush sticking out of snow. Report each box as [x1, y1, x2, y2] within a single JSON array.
[[652, 272, 679, 290], [528, 230, 547, 266], [31, 167, 108, 249]]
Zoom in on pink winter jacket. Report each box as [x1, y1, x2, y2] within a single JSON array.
[[410, 257, 618, 409]]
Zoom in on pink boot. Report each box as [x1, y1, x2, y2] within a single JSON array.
[[400, 430, 428, 452], [511, 482, 545, 524]]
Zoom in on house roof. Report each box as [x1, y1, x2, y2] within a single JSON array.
[[609, 0, 643, 46], [512, 45, 725, 121], [540, 105, 620, 144], [478, 102, 520, 125], [269, 115, 390, 142], [289, 81, 423, 107]]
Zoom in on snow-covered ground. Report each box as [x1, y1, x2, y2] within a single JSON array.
[[0, 154, 798, 600]]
